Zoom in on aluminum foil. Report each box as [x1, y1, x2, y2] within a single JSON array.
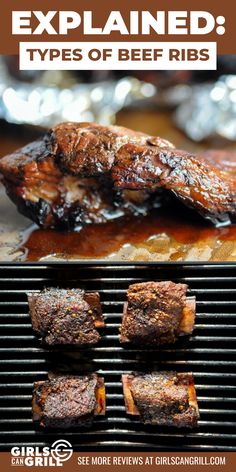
[[0, 59, 156, 127], [174, 75, 236, 142], [1, 53, 236, 143]]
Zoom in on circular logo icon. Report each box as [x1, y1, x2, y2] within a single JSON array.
[[51, 439, 73, 463]]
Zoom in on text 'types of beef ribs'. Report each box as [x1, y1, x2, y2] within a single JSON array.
[[120, 281, 196, 346], [32, 373, 105, 428], [28, 288, 104, 346], [122, 371, 199, 428]]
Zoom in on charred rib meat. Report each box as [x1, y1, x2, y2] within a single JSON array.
[[112, 145, 236, 225], [28, 288, 104, 346], [32, 373, 105, 428], [0, 139, 126, 229], [49, 121, 173, 177], [0, 121, 235, 227], [0, 130, 162, 229], [122, 371, 199, 428], [200, 150, 236, 177], [120, 281, 195, 345]]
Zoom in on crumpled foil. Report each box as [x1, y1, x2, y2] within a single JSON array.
[[1, 53, 236, 144], [0, 59, 156, 127], [174, 75, 236, 142]]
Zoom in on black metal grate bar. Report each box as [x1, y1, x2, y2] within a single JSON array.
[[0, 263, 235, 452]]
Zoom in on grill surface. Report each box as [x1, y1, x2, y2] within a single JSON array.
[[0, 262, 236, 452]]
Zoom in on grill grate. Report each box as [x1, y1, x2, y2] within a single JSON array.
[[0, 263, 236, 452]]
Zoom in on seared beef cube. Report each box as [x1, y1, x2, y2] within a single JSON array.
[[120, 281, 195, 345], [32, 373, 105, 428], [28, 288, 104, 346], [122, 371, 199, 428]]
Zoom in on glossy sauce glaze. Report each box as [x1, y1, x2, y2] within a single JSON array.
[[21, 208, 236, 261]]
